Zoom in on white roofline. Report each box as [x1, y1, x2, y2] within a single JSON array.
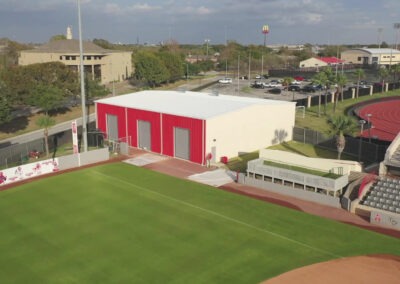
[[96, 90, 295, 120]]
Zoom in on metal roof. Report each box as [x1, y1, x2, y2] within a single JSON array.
[[343, 48, 400, 55], [95, 90, 295, 120], [23, 39, 119, 54]]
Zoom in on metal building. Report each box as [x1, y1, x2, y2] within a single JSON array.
[[95, 90, 296, 165]]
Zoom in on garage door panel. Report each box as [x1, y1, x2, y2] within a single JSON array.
[[107, 114, 118, 141], [174, 127, 190, 160], [138, 120, 151, 150]]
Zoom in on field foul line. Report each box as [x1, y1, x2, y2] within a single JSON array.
[[94, 170, 343, 259]]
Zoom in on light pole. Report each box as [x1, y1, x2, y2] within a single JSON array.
[[358, 119, 366, 162], [394, 23, 400, 50], [367, 114, 372, 142], [185, 63, 188, 82], [77, 0, 87, 152], [204, 39, 210, 58]]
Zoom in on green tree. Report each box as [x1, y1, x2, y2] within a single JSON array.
[[327, 116, 355, 160], [157, 52, 184, 83], [36, 115, 56, 157], [29, 84, 65, 115], [0, 77, 12, 124], [1, 62, 79, 106], [134, 51, 169, 87], [354, 68, 365, 98]]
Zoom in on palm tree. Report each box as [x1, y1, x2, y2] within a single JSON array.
[[312, 72, 328, 117], [282, 77, 293, 90], [354, 68, 365, 98], [327, 115, 355, 160], [36, 115, 56, 157], [390, 64, 400, 82], [378, 68, 389, 93]]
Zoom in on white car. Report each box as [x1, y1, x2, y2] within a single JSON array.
[[218, 78, 233, 84]]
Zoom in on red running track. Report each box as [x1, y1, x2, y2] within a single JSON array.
[[357, 98, 400, 142]]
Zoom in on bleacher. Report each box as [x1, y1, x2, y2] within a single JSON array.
[[360, 177, 400, 214]]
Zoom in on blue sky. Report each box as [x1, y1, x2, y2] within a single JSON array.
[[1, 0, 400, 45]]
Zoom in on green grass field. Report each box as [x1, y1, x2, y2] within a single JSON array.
[[0, 163, 399, 283]]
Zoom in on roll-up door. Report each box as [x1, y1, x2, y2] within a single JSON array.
[[174, 127, 190, 160], [107, 114, 118, 141], [138, 120, 151, 150]]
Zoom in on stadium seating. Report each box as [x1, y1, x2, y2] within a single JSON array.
[[360, 176, 400, 214]]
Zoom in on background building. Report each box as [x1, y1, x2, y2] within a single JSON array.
[[18, 28, 132, 84], [341, 48, 400, 67], [95, 90, 296, 165], [299, 57, 344, 69]]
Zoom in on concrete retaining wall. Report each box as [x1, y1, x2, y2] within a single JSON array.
[[242, 176, 341, 208], [58, 148, 109, 171]]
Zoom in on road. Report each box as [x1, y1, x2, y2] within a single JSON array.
[[0, 113, 96, 148]]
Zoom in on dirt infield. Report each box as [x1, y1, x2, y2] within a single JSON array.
[[262, 255, 400, 284]]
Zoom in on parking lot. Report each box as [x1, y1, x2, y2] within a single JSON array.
[[203, 77, 316, 102]]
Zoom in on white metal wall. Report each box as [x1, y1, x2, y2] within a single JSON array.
[[205, 103, 296, 160]]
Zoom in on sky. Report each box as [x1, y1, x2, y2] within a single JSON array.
[[1, 0, 400, 46]]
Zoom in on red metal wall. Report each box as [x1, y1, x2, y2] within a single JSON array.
[[96, 103, 205, 164], [162, 114, 204, 164], [96, 103, 127, 139], [126, 108, 161, 153]]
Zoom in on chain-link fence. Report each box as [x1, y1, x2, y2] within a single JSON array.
[[0, 122, 103, 169], [293, 126, 388, 165]]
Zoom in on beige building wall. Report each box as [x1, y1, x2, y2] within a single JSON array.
[[341, 49, 400, 66], [299, 57, 327, 68], [19, 43, 132, 85], [205, 103, 296, 161]]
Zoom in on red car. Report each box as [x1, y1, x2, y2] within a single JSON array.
[[294, 76, 304, 81]]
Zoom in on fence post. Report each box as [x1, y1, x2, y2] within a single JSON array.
[[303, 128, 306, 144]]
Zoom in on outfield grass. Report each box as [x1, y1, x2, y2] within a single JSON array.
[[0, 163, 399, 283]]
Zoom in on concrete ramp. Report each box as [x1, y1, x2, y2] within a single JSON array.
[[124, 154, 168, 167], [188, 169, 236, 187]]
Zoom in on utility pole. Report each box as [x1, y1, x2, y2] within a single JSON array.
[[77, 0, 87, 152]]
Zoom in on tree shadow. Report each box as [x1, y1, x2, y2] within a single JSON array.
[[271, 129, 288, 144], [277, 141, 309, 157], [0, 116, 29, 134]]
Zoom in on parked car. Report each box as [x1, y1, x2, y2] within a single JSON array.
[[291, 79, 302, 85], [288, 85, 301, 92], [268, 88, 282, 94], [294, 76, 304, 81], [269, 82, 283, 88], [301, 85, 317, 93], [263, 74, 270, 79], [218, 78, 233, 84], [255, 74, 262, 79], [251, 81, 264, 89]]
